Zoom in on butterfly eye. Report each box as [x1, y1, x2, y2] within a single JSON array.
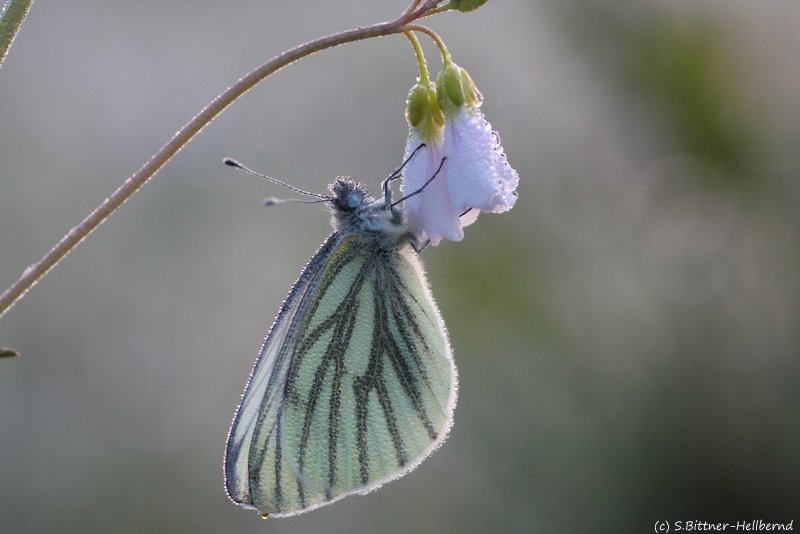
[[346, 193, 361, 210]]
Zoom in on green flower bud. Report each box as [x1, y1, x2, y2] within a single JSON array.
[[436, 62, 482, 116], [459, 66, 482, 105], [405, 80, 444, 141], [437, 62, 465, 113], [447, 0, 488, 13]]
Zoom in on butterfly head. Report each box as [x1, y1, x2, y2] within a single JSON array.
[[329, 178, 373, 214], [328, 177, 406, 242]]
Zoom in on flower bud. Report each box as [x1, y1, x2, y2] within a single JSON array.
[[405, 80, 445, 142], [436, 62, 481, 115]]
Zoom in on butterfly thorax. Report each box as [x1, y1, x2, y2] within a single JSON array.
[[328, 177, 410, 250]]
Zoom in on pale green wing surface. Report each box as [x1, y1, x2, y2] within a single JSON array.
[[228, 232, 456, 517], [224, 235, 338, 509]]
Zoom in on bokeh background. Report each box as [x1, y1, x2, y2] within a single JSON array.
[[1, 1, 798, 532]]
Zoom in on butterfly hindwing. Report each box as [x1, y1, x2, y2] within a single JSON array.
[[225, 231, 456, 517]]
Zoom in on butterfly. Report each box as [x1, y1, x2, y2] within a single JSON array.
[[223, 147, 457, 518]]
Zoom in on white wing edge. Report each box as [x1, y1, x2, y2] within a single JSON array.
[[223, 234, 340, 509]]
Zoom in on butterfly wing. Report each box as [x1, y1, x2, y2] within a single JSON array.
[[225, 232, 456, 517], [224, 234, 338, 508]]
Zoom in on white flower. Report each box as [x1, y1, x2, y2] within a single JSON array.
[[402, 128, 458, 245], [401, 62, 518, 246]]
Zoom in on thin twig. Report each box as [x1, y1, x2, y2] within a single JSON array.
[[0, 0, 34, 68], [0, 4, 443, 319]]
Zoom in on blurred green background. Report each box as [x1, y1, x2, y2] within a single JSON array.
[[1, 1, 798, 532]]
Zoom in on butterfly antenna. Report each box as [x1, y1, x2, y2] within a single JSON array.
[[262, 196, 328, 207], [223, 158, 330, 200]]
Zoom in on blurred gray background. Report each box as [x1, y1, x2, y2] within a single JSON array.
[[1, 1, 799, 532]]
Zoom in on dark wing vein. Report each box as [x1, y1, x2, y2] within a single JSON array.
[[230, 234, 454, 517]]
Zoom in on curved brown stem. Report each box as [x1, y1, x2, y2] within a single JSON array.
[[0, 3, 445, 320]]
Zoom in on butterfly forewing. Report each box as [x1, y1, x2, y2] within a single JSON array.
[[224, 235, 338, 507], [225, 232, 456, 517]]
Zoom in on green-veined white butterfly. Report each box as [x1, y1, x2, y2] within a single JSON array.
[[224, 149, 457, 518]]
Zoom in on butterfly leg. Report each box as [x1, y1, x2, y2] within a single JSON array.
[[382, 143, 428, 205], [390, 156, 446, 208]]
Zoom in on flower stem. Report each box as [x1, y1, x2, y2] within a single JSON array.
[[418, 4, 452, 18], [0, 0, 34, 69], [400, 0, 424, 20], [406, 24, 452, 63], [404, 30, 431, 84], [0, 7, 438, 320], [410, 0, 448, 20]]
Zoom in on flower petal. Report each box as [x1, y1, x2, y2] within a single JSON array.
[[400, 105, 519, 246], [445, 107, 518, 214], [401, 131, 464, 246], [459, 208, 480, 228], [489, 131, 519, 213]]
